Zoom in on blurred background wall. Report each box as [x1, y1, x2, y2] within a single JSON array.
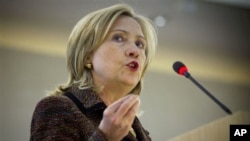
[[0, 0, 249, 141]]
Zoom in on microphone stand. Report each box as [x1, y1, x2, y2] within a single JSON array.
[[184, 72, 232, 115]]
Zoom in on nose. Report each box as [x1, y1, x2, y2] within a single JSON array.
[[125, 43, 139, 58]]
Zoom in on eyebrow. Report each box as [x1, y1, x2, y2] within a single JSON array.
[[111, 29, 145, 40]]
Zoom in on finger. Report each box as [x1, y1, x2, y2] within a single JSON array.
[[115, 95, 139, 117], [125, 99, 140, 122], [106, 95, 132, 114]]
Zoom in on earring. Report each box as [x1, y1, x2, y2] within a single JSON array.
[[85, 63, 92, 69]]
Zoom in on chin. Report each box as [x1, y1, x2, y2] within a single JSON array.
[[121, 76, 140, 88], [124, 80, 139, 88]]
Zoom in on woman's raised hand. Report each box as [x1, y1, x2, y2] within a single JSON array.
[[99, 94, 140, 141]]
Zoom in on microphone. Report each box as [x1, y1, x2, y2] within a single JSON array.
[[173, 61, 232, 115]]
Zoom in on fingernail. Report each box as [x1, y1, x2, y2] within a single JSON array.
[[130, 95, 140, 104]]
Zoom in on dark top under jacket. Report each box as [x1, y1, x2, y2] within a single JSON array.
[[30, 85, 151, 141]]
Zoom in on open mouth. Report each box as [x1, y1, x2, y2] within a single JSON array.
[[127, 61, 139, 71]]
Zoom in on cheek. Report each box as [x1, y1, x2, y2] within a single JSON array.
[[92, 51, 106, 68], [92, 49, 118, 70], [141, 53, 146, 66]]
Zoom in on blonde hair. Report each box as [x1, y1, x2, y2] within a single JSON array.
[[51, 3, 157, 95]]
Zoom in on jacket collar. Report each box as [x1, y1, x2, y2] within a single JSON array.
[[69, 85, 106, 110]]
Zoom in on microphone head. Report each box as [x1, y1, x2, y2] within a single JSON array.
[[173, 61, 188, 76]]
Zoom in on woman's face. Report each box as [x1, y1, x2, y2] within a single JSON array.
[[91, 15, 146, 89]]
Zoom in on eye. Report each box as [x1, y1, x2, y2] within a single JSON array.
[[135, 40, 145, 49], [112, 34, 124, 42]]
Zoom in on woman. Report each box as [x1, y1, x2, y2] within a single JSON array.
[[30, 3, 157, 141]]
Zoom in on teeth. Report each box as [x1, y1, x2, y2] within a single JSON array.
[[129, 63, 135, 67]]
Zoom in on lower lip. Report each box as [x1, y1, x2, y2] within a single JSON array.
[[127, 66, 138, 71]]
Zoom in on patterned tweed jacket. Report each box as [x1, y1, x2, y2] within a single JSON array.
[[30, 86, 151, 141]]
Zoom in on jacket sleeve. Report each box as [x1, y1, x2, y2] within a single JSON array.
[[30, 96, 108, 141]]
